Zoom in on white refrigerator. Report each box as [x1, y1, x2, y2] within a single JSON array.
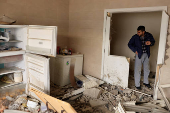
[[0, 25, 57, 99]]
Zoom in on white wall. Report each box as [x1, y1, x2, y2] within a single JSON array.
[[110, 11, 162, 72]]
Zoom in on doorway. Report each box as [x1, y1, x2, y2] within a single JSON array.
[[109, 11, 162, 94], [101, 6, 169, 98]]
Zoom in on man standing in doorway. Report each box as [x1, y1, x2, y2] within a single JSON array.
[[128, 26, 155, 90]]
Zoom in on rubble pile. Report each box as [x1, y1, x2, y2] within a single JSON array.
[[51, 75, 168, 113], [0, 94, 42, 113], [0, 75, 168, 113]]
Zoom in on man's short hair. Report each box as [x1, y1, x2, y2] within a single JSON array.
[[137, 26, 145, 31]]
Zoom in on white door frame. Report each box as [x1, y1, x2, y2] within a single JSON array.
[[101, 6, 168, 79]]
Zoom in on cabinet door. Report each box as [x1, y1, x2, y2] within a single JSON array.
[[26, 25, 57, 57], [25, 53, 50, 98]]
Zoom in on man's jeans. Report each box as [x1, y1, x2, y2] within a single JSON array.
[[134, 53, 150, 87]]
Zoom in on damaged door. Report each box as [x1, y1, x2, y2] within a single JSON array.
[[157, 11, 169, 65], [154, 11, 169, 100], [103, 13, 130, 88], [25, 53, 50, 99]]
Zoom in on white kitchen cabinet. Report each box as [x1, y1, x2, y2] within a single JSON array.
[[50, 54, 83, 86], [0, 25, 57, 98]]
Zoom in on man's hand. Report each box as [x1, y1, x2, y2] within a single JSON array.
[[135, 51, 138, 55], [145, 41, 151, 45]]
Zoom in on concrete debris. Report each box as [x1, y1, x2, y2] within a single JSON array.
[[82, 106, 93, 112], [89, 99, 108, 107], [153, 100, 166, 107], [0, 94, 40, 113], [97, 106, 112, 113], [85, 75, 105, 85], [123, 89, 132, 94], [83, 80, 99, 89], [75, 75, 90, 83], [114, 102, 126, 113], [69, 94, 82, 101], [123, 101, 136, 105], [83, 88, 101, 99], [2, 76, 165, 113], [110, 89, 118, 95], [130, 93, 137, 101], [123, 96, 131, 102]]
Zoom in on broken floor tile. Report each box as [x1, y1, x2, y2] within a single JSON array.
[[89, 99, 108, 107], [123, 89, 132, 94], [69, 94, 82, 101], [62, 88, 85, 99], [85, 75, 105, 85], [75, 75, 90, 83], [83, 88, 101, 99], [123, 96, 131, 102], [83, 80, 99, 89], [110, 90, 118, 95], [130, 94, 137, 101]]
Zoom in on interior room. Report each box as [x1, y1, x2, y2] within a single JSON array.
[[110, 11, 162, 93], [0, 1, 170, 113]]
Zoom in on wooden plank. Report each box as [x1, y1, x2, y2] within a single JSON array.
[[70, 58, 77, 88], [30, 88, 77, 113], [158, 86, 170, 110], [0, 67, 24, 76]]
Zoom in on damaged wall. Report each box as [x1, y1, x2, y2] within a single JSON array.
[[0, 0, 69, 47], [68, 0, 170, 100], [110, 12, 162, 72]]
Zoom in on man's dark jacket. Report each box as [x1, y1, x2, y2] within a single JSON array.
[[128, 32, 155, 59]]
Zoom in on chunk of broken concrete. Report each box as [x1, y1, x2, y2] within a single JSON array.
[[85, 75, 104, 85], [83, 80, 99, 89], [110, 90, 118, 95], [69, 94, 82, 101], [83, 88, 101, 99], [123, 96, 131, 102], [62, 88, 85, 99], [89, 99, 108, 107], [123, 89, 132, 94], [130, 94, 137, 101]]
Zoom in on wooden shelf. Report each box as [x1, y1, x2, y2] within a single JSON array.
[[0, 50, 25, 57], [0, 67, 24, 76], [0, 40, 22, 43], [0, 81, 23, 89]]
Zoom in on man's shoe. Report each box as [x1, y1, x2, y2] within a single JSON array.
[[143, 83, 152, 89], [135, 86, 142, 90]]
